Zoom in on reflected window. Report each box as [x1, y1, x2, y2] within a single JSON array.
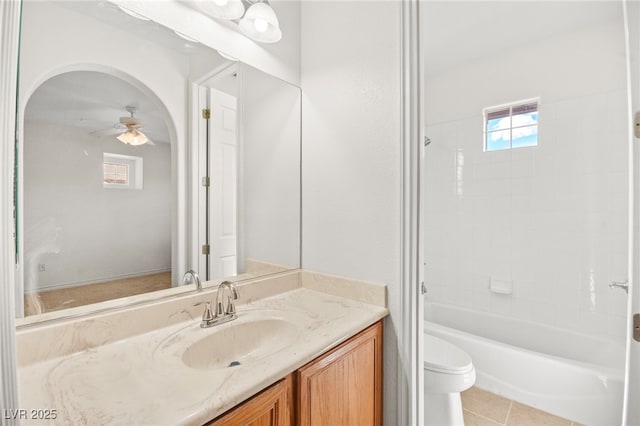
[[104, 162, 128, 185], [484, 99, 539, 151], [103, 153, 143, 189]]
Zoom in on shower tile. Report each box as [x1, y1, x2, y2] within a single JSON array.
[[507, 401, 571, 426], [471, 291, 491, 312], [510, 297, 534, 322], [532, 302, 557, 326], [461, 387, 511, 424], [489, 293, 513, 316], [555, 307, 581, 330]]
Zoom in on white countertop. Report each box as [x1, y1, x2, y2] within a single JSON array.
[[18, 287, 388, 425]]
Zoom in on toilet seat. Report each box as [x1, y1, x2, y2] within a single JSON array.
[[424, 334, 473, 374]]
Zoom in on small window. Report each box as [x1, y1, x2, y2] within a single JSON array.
[[103, 162, 129, 185], [103, 153, 143, 189], [484, 99, 539, 151]]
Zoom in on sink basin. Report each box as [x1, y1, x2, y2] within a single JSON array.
[[181, 318, 299, 370]]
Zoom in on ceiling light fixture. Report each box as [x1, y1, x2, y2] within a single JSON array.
[[198, 0, 282, 44], [238, 2, 281, 43], [197, 0, 245, 20], [117, 129, 149, 146], [116, 106, 150, 146]]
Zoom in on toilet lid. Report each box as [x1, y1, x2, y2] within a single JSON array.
[[423, 334, 473, 374]]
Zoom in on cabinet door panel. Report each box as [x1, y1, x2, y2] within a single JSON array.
[[297, 321, 383, 426], [207, 375, 292, 426]]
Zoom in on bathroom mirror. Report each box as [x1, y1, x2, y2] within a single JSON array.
[[15, 1, 301, 322]]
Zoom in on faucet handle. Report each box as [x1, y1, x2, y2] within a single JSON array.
[[230, 285, 240, 299], [193, 301, 214, 322], [226, 296, 237, 315], [226, 283, 239, 315], [215, 300, 225, 317]]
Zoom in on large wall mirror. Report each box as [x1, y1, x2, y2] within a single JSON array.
[[15, 1, 301, 322]]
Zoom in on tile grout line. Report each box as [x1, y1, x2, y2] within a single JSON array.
[[462, 407, 505, 426], [504, 400, 513, 426]]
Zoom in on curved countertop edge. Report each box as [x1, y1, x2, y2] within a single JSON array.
[[18, 287, 389, 426]]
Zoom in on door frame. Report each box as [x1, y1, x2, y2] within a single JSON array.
[[623, 1, 639, 424], [0, 0, 21, 419], [399, 1, 424, 425], [189, 63, 240, 280]]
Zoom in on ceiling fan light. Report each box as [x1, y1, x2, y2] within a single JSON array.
[[197, 0, 245, 20], [239, 2, 282, 43], [117, 129, 149, 146]]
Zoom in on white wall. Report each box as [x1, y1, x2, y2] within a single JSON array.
[[23, 122, 171, 291], [423, 20, 629, 341], [241, 64, 301, 269], [301, 2, 402, 423]]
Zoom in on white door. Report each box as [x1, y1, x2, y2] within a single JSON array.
[[623, 1, 639, 424], [208, 88, 238, 279]]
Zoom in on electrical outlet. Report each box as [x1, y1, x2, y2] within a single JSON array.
[[38, 263, 45, 272]]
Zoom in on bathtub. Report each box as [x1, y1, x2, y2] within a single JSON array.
[[424, 302, 625, 426]]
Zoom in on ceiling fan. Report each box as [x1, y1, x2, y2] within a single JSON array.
[[90, 106, 154, 146]]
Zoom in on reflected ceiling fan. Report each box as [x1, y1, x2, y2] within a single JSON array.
[[90, 106, 154, 146]]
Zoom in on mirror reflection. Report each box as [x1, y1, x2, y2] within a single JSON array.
[[23, 71, 173, 316], [16, 1, 301, 320]]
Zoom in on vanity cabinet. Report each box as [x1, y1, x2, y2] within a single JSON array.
[[206, 375, 293, 426], [296, 321, 383, 426], [206, 321, 382, 426]]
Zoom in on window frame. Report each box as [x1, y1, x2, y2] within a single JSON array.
[[483, 98, 540, 152]]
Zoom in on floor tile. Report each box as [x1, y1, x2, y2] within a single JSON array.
[[506, 401, 572, 426], [461, 387, 512, 424], [463, 409, 504, 426]]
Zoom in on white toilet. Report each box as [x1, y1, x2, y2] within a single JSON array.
[[423, 334, 476, 426]]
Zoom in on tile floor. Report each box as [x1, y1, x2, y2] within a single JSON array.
[[461, 387, 582, 426], [23, 271, 172, 315]]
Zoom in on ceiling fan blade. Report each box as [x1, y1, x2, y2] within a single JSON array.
[[89, 127, 123, 137]]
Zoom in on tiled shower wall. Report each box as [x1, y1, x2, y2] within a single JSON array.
[[423, 20, 629, 341]]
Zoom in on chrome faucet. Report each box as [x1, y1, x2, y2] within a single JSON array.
[[183, 270, 201, 291], [193, 281, 240, 328]]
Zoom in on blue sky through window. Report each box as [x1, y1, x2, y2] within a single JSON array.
[[485, 102, 538, 151]]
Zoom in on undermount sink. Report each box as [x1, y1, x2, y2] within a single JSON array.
[[181, 318, 300, 370]]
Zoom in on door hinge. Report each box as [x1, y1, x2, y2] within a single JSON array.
[[424, 136, 432, 147], [634, 313, 640, 343], [202, 244, 210, 255], [202, 108, 211, 120], [421, 282, 427, 295], [202, 177, 210, 187]]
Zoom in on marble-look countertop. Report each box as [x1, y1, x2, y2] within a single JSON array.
[[17, 287, 388, 425]]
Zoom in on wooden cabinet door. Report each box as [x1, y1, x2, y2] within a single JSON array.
[[207, 375, 292, 426], [296, 321, 383, 426]]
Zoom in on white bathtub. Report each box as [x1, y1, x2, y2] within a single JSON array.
[[424, 302, 625, 426]]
